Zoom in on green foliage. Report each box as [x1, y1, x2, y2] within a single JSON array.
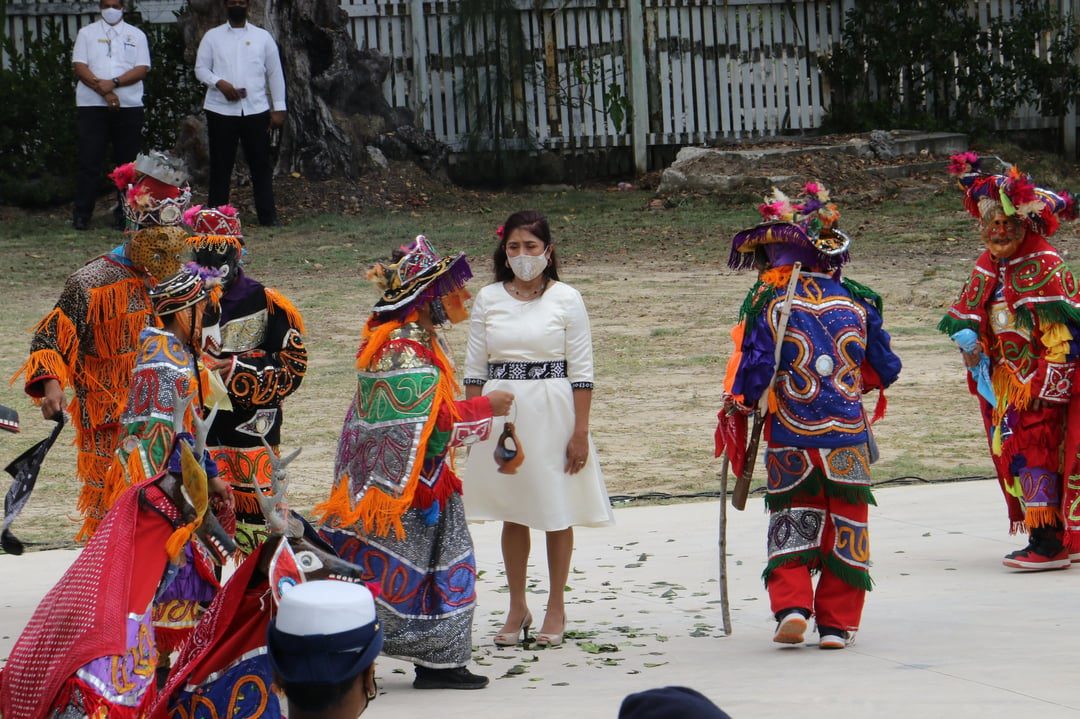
[[0, 15, 201, 208], [140, 13, 204, 152], [0, 25, 77, 206], [820, 0, 1080, 134]]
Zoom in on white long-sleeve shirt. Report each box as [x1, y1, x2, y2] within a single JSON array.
[[72, 19, 150, 108], [194, 21, 286, 116]]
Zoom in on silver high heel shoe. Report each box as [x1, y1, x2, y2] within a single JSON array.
[[493, 611, 533, 647], [534, 616, 566, 648]]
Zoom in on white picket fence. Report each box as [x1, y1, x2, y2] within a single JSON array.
[[3, 0, 1077, 171]]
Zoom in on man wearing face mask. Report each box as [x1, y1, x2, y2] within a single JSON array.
[[71, 0, 150, 231], [194, 0, 286, 227], [941, 153, 1080, 570]]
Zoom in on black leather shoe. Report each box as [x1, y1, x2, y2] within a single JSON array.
[[258, 216, 280, 227], [73, 216, 90, 231], [413, 665, 489, 690]]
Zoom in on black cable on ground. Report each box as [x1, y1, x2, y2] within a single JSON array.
[[608, 473, 996, 505]]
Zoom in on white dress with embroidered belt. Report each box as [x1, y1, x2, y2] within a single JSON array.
[[462, 280, 615, 530]]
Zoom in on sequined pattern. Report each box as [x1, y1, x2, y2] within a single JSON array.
[[767, 508, 825, 560], [321, 495, 477, 667]]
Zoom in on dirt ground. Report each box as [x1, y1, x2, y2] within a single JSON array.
[[1, 141, 1042, 549]]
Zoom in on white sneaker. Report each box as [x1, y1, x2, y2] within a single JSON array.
[[772, 613, 807, 644]]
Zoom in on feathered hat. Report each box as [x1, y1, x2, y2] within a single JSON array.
[[109, 151, 193, 229], [369, 235, 472, 318], [186, 205, 244, 271], [728, 182, 851, 271], [947, 152, 1077, 237]]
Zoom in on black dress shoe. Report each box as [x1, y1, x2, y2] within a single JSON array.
[[72, 216, 90, 231], [412, 665, 489, 690], [113, 210, 126, 231], [258, 216, 280, 227]]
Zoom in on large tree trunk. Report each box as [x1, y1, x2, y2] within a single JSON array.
[[180, 0, 442, 182]]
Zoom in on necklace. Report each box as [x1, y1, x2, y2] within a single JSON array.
[[508, 278, 548, 299]]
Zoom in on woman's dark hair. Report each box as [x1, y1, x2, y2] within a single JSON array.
[[493, 210, 560, 283]]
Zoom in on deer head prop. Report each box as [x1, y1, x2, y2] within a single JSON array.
[[256, 438, 367, 596], [152, 441, 369, 719]]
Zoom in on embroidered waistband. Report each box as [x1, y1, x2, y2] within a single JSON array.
[[489, 360, 567, 381]]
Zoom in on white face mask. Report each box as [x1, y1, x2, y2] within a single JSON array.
[[102, 7, 123, 24], [508, 253, 548, 282]]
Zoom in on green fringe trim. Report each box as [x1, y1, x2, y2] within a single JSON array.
[[841, 278, 883, 315], [764, 470, 875, 511], [738, 281, 778, 323], [823, 552, 874, 592], [937, 314, 978, 338], [764, 472, 824, 512], [1014, 301, 1080, 332], [826, 480, 878, 507], [762, 548, 822, 587]]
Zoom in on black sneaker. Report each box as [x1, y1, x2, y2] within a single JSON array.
[[413, 665, 489, 690]]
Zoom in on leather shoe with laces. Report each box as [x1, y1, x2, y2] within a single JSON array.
[[72, 216, 90, 231], [413, 665, 489, 690]]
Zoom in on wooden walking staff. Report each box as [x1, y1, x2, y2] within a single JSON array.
[[717, 454, 733, 635], [731, 262, 802, 511]]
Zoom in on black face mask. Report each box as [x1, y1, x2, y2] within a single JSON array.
[[225, 6, 247, 23]]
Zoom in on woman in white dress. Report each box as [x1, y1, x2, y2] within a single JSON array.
[[463, 210, 614, 649]]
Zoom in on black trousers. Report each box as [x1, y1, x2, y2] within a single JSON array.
[[205, 110, 277, 224], [75, 106, 144, 220]]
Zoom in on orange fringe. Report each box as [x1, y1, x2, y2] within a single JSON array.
[[1026, 506, 1062, 529], [233, 486, 265, 516], [266, 288, 307, 335], [760, 267, 794, 288], [10, 311, 79, 389]]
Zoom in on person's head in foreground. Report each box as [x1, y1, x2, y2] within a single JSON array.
[[267, 580, 384, 719], [618, 686, 732, 719]]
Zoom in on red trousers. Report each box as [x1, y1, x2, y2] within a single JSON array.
[[766, 493, 869, 632]]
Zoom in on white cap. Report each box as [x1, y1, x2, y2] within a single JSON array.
[[275, 581, 378, 636]]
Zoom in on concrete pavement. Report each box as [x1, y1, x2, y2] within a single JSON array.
[[3, 481, 1078, 717]]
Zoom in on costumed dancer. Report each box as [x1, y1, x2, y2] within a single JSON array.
[[0, 413, 236, 719], [315, 235, 514, 690], [108, 264, 234, 662], [12, 151, 193, 541], [720, 183, 901, 648], [189, 204, 309, 557], [939, 153, 1080, 570]]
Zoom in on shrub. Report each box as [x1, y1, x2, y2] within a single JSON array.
[[0, 15, 202, 208]]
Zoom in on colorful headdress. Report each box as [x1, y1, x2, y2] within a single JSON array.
[[947, 153, 1077, 238], [728, 182, 851, 271], [369, 235, 472, 317], [149, 263, 211, 317], [110, 151, 193, 229]]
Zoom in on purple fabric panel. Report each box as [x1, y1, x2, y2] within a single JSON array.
[[218, 269, 263, 324], [731, 314, 776, 406]]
